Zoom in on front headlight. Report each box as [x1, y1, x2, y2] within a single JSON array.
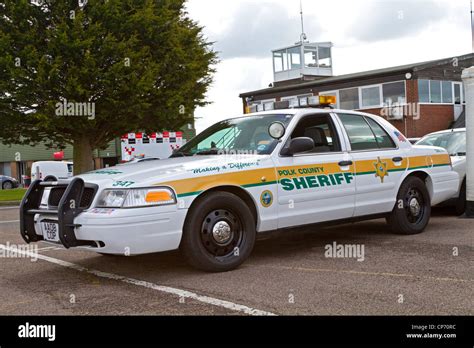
[[97, 187, 176, 208]]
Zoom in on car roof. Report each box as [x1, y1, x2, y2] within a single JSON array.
[[246, 109, 300, 116], [421, 128, 466, 137], [247, 108, 375, 117]]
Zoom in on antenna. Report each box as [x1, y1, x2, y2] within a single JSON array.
[[299, 0, 307, 43], [471, 0, 474, 52]]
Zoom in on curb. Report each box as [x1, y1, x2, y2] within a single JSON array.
[[0, 201, 21, 207]]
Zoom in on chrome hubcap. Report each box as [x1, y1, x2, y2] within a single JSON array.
[[201, 209, 242, 257], [409, 197, 421, 217], [212, 221, 232, 245]]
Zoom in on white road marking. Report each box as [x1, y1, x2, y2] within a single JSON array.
[[0, 220, 20, 224], [0, 206, 19, 210], [36, 246, 63, 251], [257, 264, 473, 283], [0, 244, 276, 316]]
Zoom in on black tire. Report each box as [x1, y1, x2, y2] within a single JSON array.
[[2, 181, 13, 189], [386, 176, 431, 235], [455, 179, 466, 216], [180, 192, 256, 272], [44, 176, 57, 182]]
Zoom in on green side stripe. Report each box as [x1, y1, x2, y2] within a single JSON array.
[[357, 164, 449, 176], [176, 180, 276, 198], [242, 181, 277, 188], [177, 191, 202, 198], [388, 168, 407, 173], [408, 165, 430, 170]]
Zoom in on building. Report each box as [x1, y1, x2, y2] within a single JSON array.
[[240, 40, 472, 138], [0, 139, 121, 182]]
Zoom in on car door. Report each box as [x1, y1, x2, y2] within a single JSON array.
[[276, 112, 356, 228], [335, 113, 408, 216]]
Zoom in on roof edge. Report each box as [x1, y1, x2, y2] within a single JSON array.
[[240, 53, 474, 98]]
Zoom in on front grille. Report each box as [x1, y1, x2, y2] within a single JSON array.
[[48, 187, 96, 209]]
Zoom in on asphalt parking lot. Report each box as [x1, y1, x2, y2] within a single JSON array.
[[0, 206, 472, 316]]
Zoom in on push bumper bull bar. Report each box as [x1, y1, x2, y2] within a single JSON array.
[[20, 178, 93, 248]]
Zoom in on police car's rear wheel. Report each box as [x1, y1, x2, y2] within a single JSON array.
[[181, 192, 256, 272], [387, 176, 431, 235]]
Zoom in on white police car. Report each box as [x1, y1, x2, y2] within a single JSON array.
[[20, 97, 459, 271]]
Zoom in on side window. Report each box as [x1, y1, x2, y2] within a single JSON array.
[[338, 113, 379, 150], [289, 114, 341, 153], [338, 113, 397, 151], [365, 117, 396, 149]]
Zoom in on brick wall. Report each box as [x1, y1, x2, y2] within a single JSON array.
[[358, 105, 454, 138], [405, 79, 418, 137], [9, 162, 18, 180], [415, 104, 454, 136]]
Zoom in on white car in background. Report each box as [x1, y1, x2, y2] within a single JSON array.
[[31, 161, 73, 182], [416, 128, 466, 214]]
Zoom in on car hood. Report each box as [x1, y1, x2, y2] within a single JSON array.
[[77, 154, 270, 188]]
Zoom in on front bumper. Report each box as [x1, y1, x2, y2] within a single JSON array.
[[20, 179, 186, 255]]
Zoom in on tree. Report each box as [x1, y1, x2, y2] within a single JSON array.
[[0, 0, 216, 174]]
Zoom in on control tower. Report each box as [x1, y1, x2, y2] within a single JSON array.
[[272, 41, 333, 84], [271, 1, 333, 85]]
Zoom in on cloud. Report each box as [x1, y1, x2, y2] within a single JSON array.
[[347, 0, 447, 42], [211, 2, 323, 59], [194, 57, 273, 132]]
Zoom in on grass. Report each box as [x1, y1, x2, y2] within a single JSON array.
[[0, 188, 27, 202]]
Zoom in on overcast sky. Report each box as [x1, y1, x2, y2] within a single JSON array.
[[186, 0, 472, 132]]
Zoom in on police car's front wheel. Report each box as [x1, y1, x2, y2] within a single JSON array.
[[181, 192, 256, 272], [387, 176, 431, 235]]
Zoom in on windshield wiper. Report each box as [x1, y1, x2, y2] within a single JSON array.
[[170, 151, 193, 158], [194, 149, 220, 155]]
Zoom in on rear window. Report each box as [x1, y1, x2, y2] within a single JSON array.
[[417, 131, 466, 155]]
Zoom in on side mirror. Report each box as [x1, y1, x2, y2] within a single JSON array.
[[281, 137, 314, 156]]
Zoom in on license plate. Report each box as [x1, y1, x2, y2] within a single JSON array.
[[41, 222, 60, 242]]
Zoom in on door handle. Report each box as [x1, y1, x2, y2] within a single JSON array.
[[338, 160, 353, 166], [392, 156, 403, 162]]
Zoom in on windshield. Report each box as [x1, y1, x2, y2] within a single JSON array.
[[173, 114, 293, 156], [417, 131, 466, 155]]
